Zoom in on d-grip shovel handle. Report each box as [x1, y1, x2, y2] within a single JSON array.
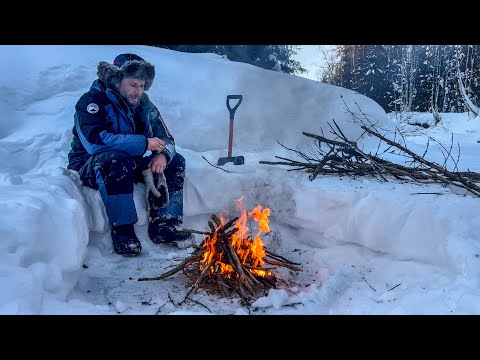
[[226, 95, 243, 119]]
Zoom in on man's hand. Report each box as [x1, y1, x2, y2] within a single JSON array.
[[149, 152, 167, 173], [147, 137, 166, 152]]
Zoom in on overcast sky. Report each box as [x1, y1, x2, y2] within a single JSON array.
[[294, 45, 335, 81]]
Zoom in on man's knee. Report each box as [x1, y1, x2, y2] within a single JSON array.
[[94, 150, 135, 167], [93, 151, 137, 194], [168, 153, 185, 172], [164, 153, 185, 191]]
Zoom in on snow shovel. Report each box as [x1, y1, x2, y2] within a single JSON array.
[[217, 94, 244, 166]]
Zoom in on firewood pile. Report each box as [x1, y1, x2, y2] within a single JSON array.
[[259, 119, 480, 198], [138, 207, 301, 303]]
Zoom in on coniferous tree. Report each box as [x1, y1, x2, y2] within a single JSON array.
[[397, 45, 418, 112], [414, 45, 437, 113], [151, 45, 306, 75], [439, 45, 460, 113], [383, 45, 405, 112], [350, 45, 396, 111], [413, 45, 468, 115], [327, 45, 409, 113], [330, 45, 360, 89]]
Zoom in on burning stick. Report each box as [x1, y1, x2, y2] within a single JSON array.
[[138, 205, 302, 303]]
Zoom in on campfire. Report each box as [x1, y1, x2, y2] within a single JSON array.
[[138, 200, 302, 303]]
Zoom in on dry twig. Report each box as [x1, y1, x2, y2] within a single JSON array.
[[138, 214, 301, 304], [259, 116, 480, 198]]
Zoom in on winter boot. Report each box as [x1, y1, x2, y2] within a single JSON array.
[[148, 218, 196, 249], [148, 218, 176, 244], [174, 232, 196, 250], [111, 224, 142, 256]]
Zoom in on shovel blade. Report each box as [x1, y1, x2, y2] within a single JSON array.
[[217, 156, 244, 166]]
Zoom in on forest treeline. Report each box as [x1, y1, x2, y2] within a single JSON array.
[[320, 45, 480, 114], [152, 45, 307, 76], [152, 45, 480, 116]]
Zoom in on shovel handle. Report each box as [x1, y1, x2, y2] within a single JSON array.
[[226, 95, 243, 119]]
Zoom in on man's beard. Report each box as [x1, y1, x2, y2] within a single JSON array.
[[127, 96, 140, 106], [122, 94, 140, 109]]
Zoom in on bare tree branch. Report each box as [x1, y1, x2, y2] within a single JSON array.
[[259, 117, 480, 198]]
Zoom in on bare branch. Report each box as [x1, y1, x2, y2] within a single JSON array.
[[202, 155, 233, 173], [259, 115, 480, 198]]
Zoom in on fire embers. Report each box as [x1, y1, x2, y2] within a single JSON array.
[[139, 202, 302, 303]]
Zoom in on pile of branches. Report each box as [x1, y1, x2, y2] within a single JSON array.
[[259, 119, 480, 198], [138, 214, 301, 304]]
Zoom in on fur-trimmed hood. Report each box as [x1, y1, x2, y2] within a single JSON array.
[[97, 59, 156, 91]]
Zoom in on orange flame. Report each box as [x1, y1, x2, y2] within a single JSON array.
[[200, 199, 271, 278]]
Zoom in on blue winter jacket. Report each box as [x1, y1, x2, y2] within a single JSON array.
[[67, 79, 176, 172]]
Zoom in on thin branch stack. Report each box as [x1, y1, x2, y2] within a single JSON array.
[[138, 213, 301, 303], [259, 119, 480, 198]]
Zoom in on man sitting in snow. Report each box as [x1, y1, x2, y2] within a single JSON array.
[[67, 53, 193, 256]]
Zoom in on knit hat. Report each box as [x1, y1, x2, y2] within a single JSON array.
[[113, 53, 145, 67], [97, 53, 156, 91]]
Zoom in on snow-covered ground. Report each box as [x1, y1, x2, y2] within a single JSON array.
[[1, 45, 480, 315]]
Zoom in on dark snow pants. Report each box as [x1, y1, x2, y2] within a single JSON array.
[[78, 150, 186, 226]]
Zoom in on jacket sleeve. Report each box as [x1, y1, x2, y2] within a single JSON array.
[[149, 106, 176, 164], [74, 93, 147, 157]]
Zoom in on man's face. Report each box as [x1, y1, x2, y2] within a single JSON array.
[[117, 77, 146, 106]]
